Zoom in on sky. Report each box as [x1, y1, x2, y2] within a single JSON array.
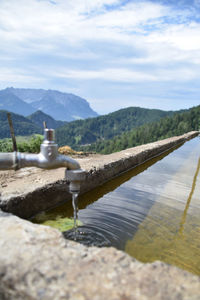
[[0, 0, 200, 114]]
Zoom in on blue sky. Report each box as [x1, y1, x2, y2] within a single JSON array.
[[0, 0, 200, 114]]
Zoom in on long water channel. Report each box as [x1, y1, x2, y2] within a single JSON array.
[[33, 137, 200, 275]]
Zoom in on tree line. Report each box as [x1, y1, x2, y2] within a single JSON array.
[[0, 135, 43, 153], [55, 106, 176, 148], [82, 105, 200, 154]]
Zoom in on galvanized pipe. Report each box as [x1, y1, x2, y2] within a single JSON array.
[[0, 128, 85, 194], [0, 152, 16, 170], [0, 129, 80, 171]]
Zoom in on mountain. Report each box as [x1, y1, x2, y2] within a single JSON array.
[[84, 105, 200, 154], [0, 110, 42, 139], [3, 87, 98, 121], [5, 87, 46, 103], [0, 89, 36, 116], [55, 106, 177, 148], [30, 90, 98, 121], [27, 110, 66, 129]]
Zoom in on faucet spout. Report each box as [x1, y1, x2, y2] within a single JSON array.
[[0, 127, 86, 201], [0, 129, 81, 171]]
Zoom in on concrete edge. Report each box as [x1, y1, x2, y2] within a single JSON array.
[[0, 210, 200, 299], [0, 131, 198, 219]]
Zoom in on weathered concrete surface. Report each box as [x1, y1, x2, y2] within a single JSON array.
[[0, 131, 198, 218], [0, 210, 200, 300]]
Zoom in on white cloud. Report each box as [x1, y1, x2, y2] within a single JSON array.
[[54, 67, 157, 82], [0, 67, 45, 85], [0, 0, 177, 47], [148, 22, 200, 51], [49, 65, 199, 83], [90, 1, 168, 29], [0, 0, 198, 54]]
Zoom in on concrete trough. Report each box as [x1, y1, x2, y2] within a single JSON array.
[[0, 131, 198, 219]]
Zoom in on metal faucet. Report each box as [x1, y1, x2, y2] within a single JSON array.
[[0, 128, 85, 193]]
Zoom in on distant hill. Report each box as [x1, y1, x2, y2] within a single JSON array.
[[3, 87, 98, 121], [55, 106, 176, 148], [0, 110, 42, 139], [27, 110, 66, 129], [84, 105, 200, 154], [0, 89, 36, 116]]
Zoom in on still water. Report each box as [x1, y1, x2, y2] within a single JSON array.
[[33, 137, 200, 275]]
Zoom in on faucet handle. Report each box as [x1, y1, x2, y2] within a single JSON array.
[[44, 129, 55, 143]]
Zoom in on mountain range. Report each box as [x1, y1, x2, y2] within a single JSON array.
[[0, 87, 98, 121], [0, 109, 67, 139], [0, 106, 176, 141]]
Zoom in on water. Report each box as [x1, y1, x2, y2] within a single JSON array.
[[32, 137, 200, 275], [72, 192, 79, 240], [63, 226, 111, 247], [65, 192, 111, 246]]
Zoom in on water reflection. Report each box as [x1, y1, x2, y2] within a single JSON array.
[[125, 140, 200, 275], [179, 158, 200, 236]]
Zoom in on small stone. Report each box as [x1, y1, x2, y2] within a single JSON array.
[[1, 183, 7, 187]]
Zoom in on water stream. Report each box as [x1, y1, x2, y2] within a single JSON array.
[[33, 137, 200, 275], [71, 192, 79, 240], [64, 191, 111, 247]]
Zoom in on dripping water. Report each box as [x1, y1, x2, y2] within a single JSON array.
[[64, 191, 111, 247], [72, 192, 79, 240]]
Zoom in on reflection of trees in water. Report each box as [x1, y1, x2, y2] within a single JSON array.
[[125, 156, 200, 276], [179, 157, 200, 236]]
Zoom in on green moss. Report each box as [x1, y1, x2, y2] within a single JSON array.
[[42, 217, 82, 232]]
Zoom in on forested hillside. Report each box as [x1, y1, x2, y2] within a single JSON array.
[[1, 105, 197, 155], [0, 110, 42, 139], [55, 107, 176, 148], [83, 105, 200, 154], [27, 110, 66, 129]]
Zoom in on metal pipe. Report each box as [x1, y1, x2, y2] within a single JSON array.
[[0, 129, 80, 171], [0, 128, 86, 194], [0, 152, 16, 170], [16, 152, 80, 170]]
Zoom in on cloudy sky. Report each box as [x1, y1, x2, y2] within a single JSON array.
[[0, 0, 200, 114]]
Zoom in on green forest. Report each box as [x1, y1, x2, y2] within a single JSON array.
[[0, 110, 42, 139], [0, 135, 43, 153], [28, 110, 66, 129], [55, 106, 176, 148], [82, 105, 200, 154]]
